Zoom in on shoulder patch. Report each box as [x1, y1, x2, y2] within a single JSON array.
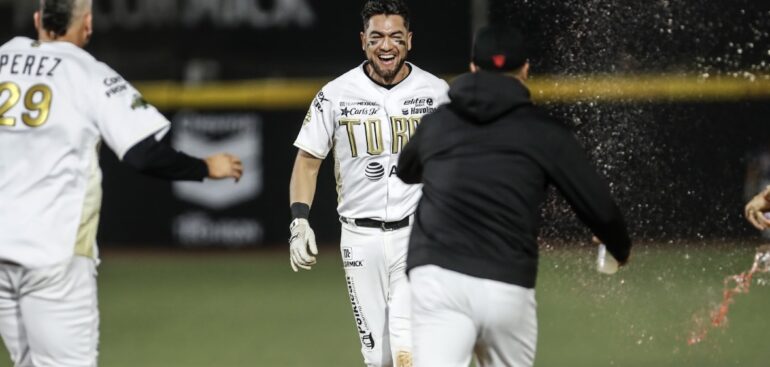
[[303, 108, 312, 125], [313, 91, 328, 112], [131, 94, 149, 110]]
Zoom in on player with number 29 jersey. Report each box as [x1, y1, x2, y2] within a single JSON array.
[[0, 36, 170, 269], [0, 3, 241, 365]]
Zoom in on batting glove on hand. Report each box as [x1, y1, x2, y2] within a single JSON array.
[[289, 218, 318, 272]]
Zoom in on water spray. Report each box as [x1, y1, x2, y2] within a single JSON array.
[[687, 245, 770, 345]]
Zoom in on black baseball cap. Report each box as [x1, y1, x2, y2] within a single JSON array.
[[472, 25, 528, 71]]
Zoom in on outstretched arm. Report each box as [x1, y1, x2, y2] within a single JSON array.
[[548, 133, 632, 265], [123, 134, 242, 181]]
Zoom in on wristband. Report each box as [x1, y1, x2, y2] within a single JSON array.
[[291, 202, 310, 219]]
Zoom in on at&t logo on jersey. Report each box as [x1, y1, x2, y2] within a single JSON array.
[[365, 162, 385, 182]]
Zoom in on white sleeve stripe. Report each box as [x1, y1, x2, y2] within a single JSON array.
[[294, 142, 327, 160], [115, 121, 171, 161]]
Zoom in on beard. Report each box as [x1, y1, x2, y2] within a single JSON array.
[[367, 55, 407, 84]]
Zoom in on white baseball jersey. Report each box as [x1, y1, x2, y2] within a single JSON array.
[[294, 62, 449, 221], [0, 37, 170, 268]]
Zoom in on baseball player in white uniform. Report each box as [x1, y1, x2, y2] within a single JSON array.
[[288, 1, 448, 366], [0, 1, 242, 366]]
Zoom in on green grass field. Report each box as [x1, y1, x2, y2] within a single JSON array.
[[1, 242, 769, 367]]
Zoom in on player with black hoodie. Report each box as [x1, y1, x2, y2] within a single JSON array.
[[397, 26, 632, 367]]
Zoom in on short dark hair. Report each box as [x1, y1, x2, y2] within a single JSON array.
[[361, 0, 411, 30], [40, 0, 76, 36]]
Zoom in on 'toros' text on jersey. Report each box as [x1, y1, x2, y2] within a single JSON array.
[[339, 116, 421, 158]]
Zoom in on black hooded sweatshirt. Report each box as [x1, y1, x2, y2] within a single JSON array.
[[397, 71, 632, 288]]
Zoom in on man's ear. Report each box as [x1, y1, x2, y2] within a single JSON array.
[[470, 62, 479, 73], [406, 31, 413, 52], [33, 11, 43, 34], [83, 11, 93, 38], [519, 61, 530, 80], [360, 31, 366, 51]]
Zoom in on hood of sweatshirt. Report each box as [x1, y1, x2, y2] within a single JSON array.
[[448, 70, 532, 124]]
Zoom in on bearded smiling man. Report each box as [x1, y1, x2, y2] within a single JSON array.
[[287, 0, 449, 366]]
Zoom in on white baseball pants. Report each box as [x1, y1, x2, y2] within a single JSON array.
[[410, 265, 537, 367], [0, 256, 99, 367], [340, 221, 412, 367]]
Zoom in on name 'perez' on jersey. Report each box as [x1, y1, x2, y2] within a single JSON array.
[[294, 62, 449, 222]]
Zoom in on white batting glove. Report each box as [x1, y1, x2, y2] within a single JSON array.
[[289, 218, 318, 272]]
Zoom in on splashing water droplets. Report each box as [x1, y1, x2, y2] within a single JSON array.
[[687, 246, 770, 345]]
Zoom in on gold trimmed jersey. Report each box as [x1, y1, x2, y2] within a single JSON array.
[[294, 62, 449, 221], [0, 37, 170, 268]]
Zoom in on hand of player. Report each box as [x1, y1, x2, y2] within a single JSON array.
[[745, 185, 770, 230], [205, 154, 243, 181], [289, 218, 319, 272]]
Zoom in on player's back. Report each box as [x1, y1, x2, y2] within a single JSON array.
[[0, 37, 168, 269], [0, 36, 104, 269]]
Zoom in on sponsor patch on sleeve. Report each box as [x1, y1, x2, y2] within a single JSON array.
[[303, 108, 312, 126], [131, 94, 150, 110]]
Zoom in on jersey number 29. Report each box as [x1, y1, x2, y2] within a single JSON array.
[[0, 82, 52, 128]]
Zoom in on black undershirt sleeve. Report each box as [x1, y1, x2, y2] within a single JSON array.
[[123, 134, 209, 181]]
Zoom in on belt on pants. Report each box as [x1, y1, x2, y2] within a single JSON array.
[[340, 216, 410, 231]]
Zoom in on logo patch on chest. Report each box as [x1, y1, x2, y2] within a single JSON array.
[[365, 162, 385, 181]]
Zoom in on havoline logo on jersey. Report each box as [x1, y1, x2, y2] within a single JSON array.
[[402, 96, 437, 115]]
